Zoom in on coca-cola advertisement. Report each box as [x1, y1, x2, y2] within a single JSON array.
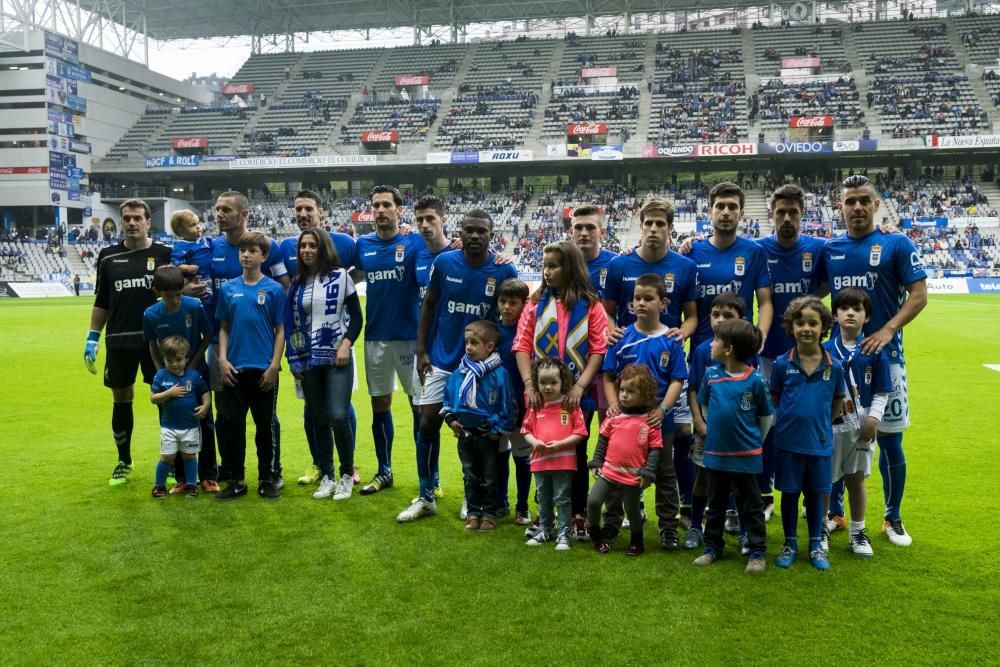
[[361, 131, 400, 143], [172, 137, 207, 150], [351, 211, 374, 222], [790, 116, 833, 128], [566, 123, 608, 137], [581, 67, 617, 79], [221, 83, 253, 95], [788, 116, 834, 141], [394, 75, 429, 86]]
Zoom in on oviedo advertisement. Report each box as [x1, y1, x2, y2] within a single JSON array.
[[640, 141, 878, 158]]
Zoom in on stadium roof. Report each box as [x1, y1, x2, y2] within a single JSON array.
[[77, 0, 770, 41]]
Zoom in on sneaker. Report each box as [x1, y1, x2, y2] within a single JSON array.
[[882, 519, 912, 546], [692, 552, 717, 567], [151, 485, 168, 499], [524, 517, 541, 539], [459, 499, 468, 520], [258, 480, 281, 500], [820, 529, 830, 553], [169, 482, 186, 495], [682, 527, 703, 550], [679, 512, 692, 530], [515, 510, 532, 526], [555, 533, 571, 551], [810, 548, 831, 571], [433, 485, 443, 499], [763, 501, 775, 523], [525, 531, 550, 546], [184, 484, 198, 498], [591, 533, 611, 554], [465, 516, 481, 531], [724, 510, 739, 535], [109, 461, 133, 487], [298, 465, 321, 485], [775, 544, 797, 568], [313, 475, 336, 499], [360, 473, 393, 496], [572, 515, 589, 541], [496, 506, 510, 519], [625, 541, 645, 556], [274, 475, 284, 490], [827, 514, 847, 532], [739, 534, 750, 556], [166, 472, 177, 488], [332, 474, 354, 501], [850, 528, 875, 557], [660, 530, 679, 552], [479, 517, 497, 532], [201, 480, 220, 494], [352, 466, 361, 485], [216, 482, 248, 501], [745, 557, 766, 575], [397, 497, 436, 523], [622, 515, 630, 529]]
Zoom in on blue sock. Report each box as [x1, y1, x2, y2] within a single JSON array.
[[155, 460, 171, 487], [430, 431, 441, 487], [415, 431, 435, 502], [372, 411, 394, 477], [348, 403, 358, 454], [183, 457, 198, 486], [829, 478, 846, 517], [781, 492, 800, 544], [496, 449, 511, 510], [877, 432, 906, 521], [805, 492, 825, 547], [514, 454, 531, 512]]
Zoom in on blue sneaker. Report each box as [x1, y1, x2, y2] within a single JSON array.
[[810, 549, 831, 571], [776, 544, 797, 568]]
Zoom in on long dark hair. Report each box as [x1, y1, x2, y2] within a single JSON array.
[[295, 228, 342, 283], [530, 240, 597, 309]]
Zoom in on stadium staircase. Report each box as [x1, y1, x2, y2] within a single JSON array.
[[742, 189, 770, 227], [634, 35, 658, 148], [319, 48, 389, 154], [522, 38, 567, 152], [974, 170, 1000, 206], [64, 245, 91, 281], [743, 27, 762, 141], [229, 54, 309, 155], [841, 28, 880, 139], [422, 44, 478, 153]]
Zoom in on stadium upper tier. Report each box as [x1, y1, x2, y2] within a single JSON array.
[[94, 14, 1000, 168]]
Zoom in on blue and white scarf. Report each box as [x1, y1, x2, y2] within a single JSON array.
[[285, 270, 349, 374], [459, 352, 503, 408]]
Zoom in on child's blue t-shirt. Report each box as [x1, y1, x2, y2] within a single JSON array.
[[143, 296, 211, 364], [171, 237, 213, 282], [697, 366, 773, 473], [215, 276, 287, 371], [770, 349, 847, 457], [355, 232, 424, 341], [602, 325, 688, 430], [152, 368, 208, 430], [824, 331, 893, 420], [498, 320, 526, 417]]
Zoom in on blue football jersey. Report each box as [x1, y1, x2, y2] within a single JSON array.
[[756, 234, 826, 359], [770, 349, 847, 457], [143, 296, 211, 360], [697, 366, 772, 474], [587, 248, 618, 298], [215, 276, 287, 371], [355, 232, 424, 340], [152, 368, 209, 430], [603, 250, 698, 329], [278, 230, 358, 278]]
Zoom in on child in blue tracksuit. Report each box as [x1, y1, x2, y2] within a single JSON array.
[[496, 278, 533, 524], [442, 320, 515, 532]]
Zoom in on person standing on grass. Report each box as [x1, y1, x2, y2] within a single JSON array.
[[821, 174, 927, 547], [284, 228, 363, 502], [84, 198, 172, 486]]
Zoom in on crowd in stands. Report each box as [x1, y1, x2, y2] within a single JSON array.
[[880, 176, 994, 218], [907, 223, 999, 269], [755, 78, 864, 127], [869, 73, 986, 138]]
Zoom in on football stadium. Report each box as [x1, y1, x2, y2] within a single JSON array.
[[1, 0, 998, 663]]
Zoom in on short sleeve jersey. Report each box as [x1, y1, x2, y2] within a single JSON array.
[[598, 413, 664, 486], [426, 250, 518, 371], [696, 367, 772, 473], [688, 237, 772, 347], [170, 237, 213, 283], [770, 349, 847, 457], [756, 234, 827, 359], [209, 235, 286, 339], [152, 368, 208, 430], [821, 229, 927, 362], [521, 401, 588, 473], [143, 296, 211, 360], [94, 241, 173, 350], [215, 276, 287, 371], [601, 325, 688, 430], [603, 250, 698, 329], [416, 243, 451, 305], [355, 232, 424, 340], [824, 332, 893, 421], [688, 338, 761, 392], [587, 248, 619, 298]]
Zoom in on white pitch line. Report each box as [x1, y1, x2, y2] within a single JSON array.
[[984, 365, 1000, 373]]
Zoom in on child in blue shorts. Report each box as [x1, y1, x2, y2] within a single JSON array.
[[770, 296, 846, 571]]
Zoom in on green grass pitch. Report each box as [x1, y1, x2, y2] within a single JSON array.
[[1, 294, 998, 664]]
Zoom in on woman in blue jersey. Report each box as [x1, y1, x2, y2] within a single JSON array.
[[285, 228, 364, 501]]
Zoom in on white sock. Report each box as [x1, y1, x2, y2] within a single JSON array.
[[850, 519, 865, 536]]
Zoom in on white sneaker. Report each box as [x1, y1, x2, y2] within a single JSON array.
[[459, 498, 468, 520], [313, 475, 336, 499], [820, 529, 830, 553], [397, 497, 437, 523], [763, 501, 775, 523], [526, 531, 550, 546], [883, 519, 912, 547], [555, 533, 571, 551], [332, 473, 354, 501], [850, 528, 875, 557], [622, 515, 631, 529]]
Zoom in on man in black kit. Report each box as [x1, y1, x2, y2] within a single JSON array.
[[84, 199, 172, 486]]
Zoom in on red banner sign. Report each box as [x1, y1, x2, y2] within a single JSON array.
[[352, 211, 374, 222], [567, 123, 608, 136], [581, 67, 617, 78], [781, 57, 821, 69], [361, 131, 399, 143], [221, 83, 254, 95], [0, 166, 48, 175], [790, 115, 833, 128], [394, 75, 429, 86], [172, 137, 207, 149]]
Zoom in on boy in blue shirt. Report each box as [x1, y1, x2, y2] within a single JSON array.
[[214, 232, 287, 501], [770, 296, 846, 571], [823, 287, 893, 557], [693, 319, 773, 574], [442, 320, 515, 532], [143, 265, 217, 492], [600, 273, 688, 551], [150, 336, 211, 499], [496, 278, 533, 525]]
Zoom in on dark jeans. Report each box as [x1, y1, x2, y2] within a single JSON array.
[[218, 369, 278, 483], [571, 410, 595, 515], [703, 468, 766, 558], [603, 427, 679, 537], [588, 476, 644, 543], [458, 432, 500, 519], [300, 361, 355, 479]]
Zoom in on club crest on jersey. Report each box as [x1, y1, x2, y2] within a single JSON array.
[[290, 331, 306, 350], [638, 424, 649, 446], [489, 388, 497, 403], [485, 277, 496, 296], [734, 256, 746, 276], [864, 366, 872, 385], [740, 391, 753, 411], [146, 257, 155, 271], [664, 273, 675, 292], [560, 411, 569, 426], [659, 351, 670, 368], [599, 268, 608, 289], [185, 380, 192, 391], [802, 252, 813, 272], [184, 313, 193, 328], [869, 245, 882, 267], [395, 245, 405, 263], [257, 290, 266, 305], [823, 367, 831, 381]]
